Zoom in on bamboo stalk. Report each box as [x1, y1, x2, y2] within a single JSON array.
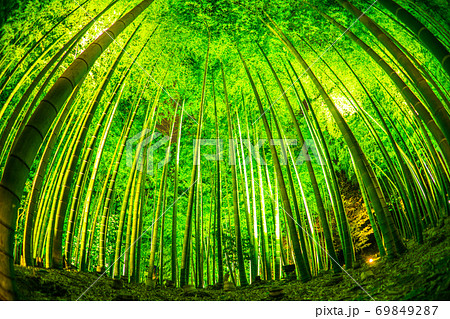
[[238, 49, 311, 282]]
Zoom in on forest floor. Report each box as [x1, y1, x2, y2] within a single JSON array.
[[14, 216, 450, 301]]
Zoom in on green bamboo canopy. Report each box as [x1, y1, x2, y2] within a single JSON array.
[[0, 0, 449, 300]]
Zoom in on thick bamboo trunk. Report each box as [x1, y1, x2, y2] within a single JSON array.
[[319, 9, 450, 169], [264, 15, 406, 258], [337, 0, 450, 160], [0, 0, 155, 300], [378, 0, 450, 77], [21, 79, 83, 266]]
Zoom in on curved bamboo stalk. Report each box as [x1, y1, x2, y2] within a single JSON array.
[[255, 137, 272, 280], [244, 111, 260, 277], [221, 65, 248, 286], [94, 52, 160, 272], [286, 60, 354, 268], [95, 42, 162, 273], [263, 13, 405, 258], [0, 1, 117, 167], [44, 110, 87, 268], [258, 44, 341, 272], [335, 47, 424, 243], [307, 37, 423, 246], [95, 86, 141, 273], [377, 0, 450, 77], [146, 93, 179, 287], [405, 0, 450, 47], [317, 9, 450, 170], [337, 0, 450, 159], [171, 102, 184, 284], [129, 144, 147, 281], [77, 80, 126, 271], [0, 0, 155, 300], [238, 49, 311, 282], [236, 104, 258, 281], [32, 101, 87, 262], [60, 23, 154, 268], [0, 35, 64, 165], [179, 42, 209, 287], [0, 0, 92, 97], [21, 76, 86, 266], [112, 84, 161, 279], [212, 81, 224, 285], [194, 162, 203, 287], [258, 76, 312, 276]]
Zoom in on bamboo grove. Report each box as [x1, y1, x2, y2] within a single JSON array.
[[0, 0, 449, 300]]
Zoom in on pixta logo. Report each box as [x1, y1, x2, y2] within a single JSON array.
[[194, 138, 324, 166], [127, 129, 323, 175], [126, 129, 170, 176]]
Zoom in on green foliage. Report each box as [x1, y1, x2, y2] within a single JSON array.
[[1, 0, 449, 289]]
